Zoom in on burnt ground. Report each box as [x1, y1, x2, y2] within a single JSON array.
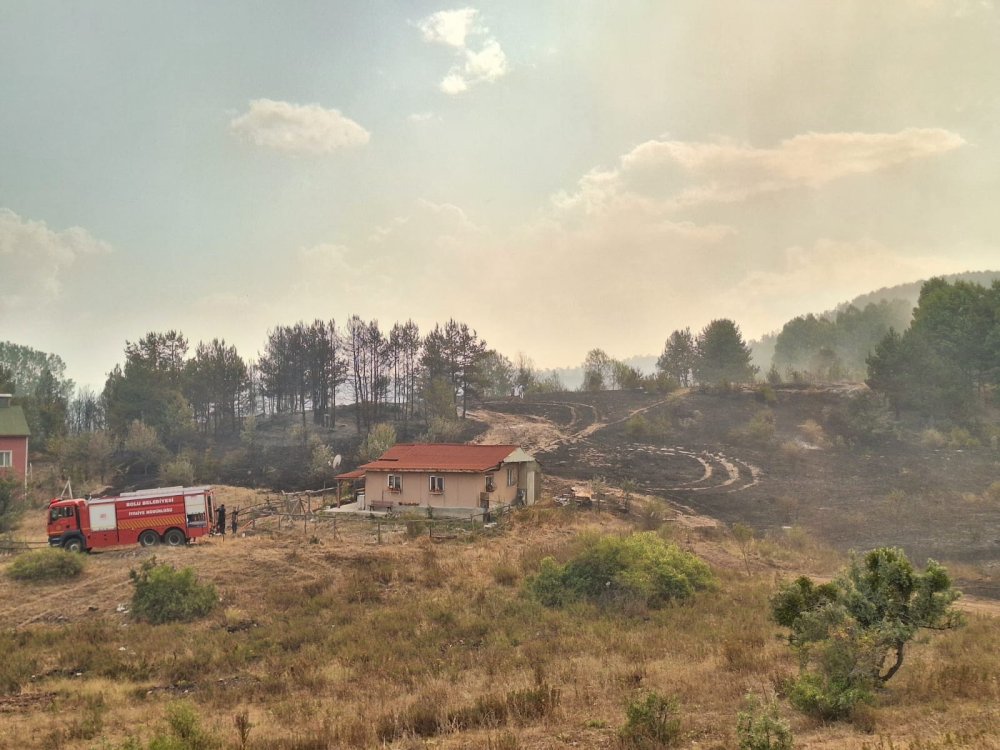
[[483, 388, 1000, 597]]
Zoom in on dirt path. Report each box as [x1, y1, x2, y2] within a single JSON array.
[[467, 409, 570, 453]]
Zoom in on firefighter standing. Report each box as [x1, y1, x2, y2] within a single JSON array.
[[216, 504, 226, 536]]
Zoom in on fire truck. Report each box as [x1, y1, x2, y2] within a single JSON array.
[[47, 486, 216, 552]]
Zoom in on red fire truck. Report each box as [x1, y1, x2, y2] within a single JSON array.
[[47, 486, 216, 552]]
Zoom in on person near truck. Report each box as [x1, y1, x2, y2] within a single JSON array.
[[216, 504, 226, 536]]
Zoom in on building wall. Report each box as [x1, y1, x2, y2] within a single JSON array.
[[365, 468, 524, 511], [0, 436, 28, 481]]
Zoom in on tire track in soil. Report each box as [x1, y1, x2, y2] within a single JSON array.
[[475, 398, 762, 494]]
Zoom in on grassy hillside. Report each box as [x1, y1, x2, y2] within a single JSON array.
[[4, 386, 1000, 749], [1, 483, 998, 749]]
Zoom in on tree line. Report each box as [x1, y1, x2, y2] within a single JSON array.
[[866, 278, 1000, 420], [0, 316, 568, 470]]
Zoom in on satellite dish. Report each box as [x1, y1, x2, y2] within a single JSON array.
[[331, 454, 343, 469]]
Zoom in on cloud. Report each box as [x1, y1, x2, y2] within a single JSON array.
[[463, 39, 508, 83], [0, 208, 111, 310], [408, 112, 437, 123], [417, 8, 509, 94], [556, 128, 966, 215], [229, 99, 370, 154], [440, 73, 469, 95], [418, 8, 478, 47]]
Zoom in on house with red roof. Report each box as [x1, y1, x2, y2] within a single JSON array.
[[350, 443, 539, 513], [0, 394, 30, 485]]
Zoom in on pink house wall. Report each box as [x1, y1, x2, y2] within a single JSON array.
[[365, 467, 521, 510]]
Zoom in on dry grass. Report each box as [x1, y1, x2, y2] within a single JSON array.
[[0, 491, 998, 749]]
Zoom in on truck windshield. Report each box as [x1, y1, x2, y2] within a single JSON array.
[[49, 506, 73, 522]]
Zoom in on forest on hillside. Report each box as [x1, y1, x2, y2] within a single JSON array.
[[3, 277, 1000, 493]]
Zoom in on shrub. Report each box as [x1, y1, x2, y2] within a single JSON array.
[[159, 456, 195, 486], [798, 419, 828, 447], [527, 532, 715, 611], [920, 428, 947, 449], [746, 410, 776, 444], [731, 410, 776, 446], [7, 548, 86, 581], [148, 701, 220, 750], [825, 392, 895, 447], [787, 671, 872, 721], [129, 557, 217, 624], [625, 414, 651, 440], [618, 691, 681, 749], [948, 427, 979, 448], [736, 694, 793, 750], [359, 422, 397, 462], [424, 417, 464, 443], [983, 480, 1000, 504]]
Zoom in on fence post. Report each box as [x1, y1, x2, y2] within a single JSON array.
[[377, 521, 382, 544]]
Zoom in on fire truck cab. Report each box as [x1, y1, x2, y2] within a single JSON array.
[[47, 486, 215, 552]]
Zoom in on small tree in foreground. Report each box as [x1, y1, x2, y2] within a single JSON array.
[[130, 558, 217, 624], [736, 694, 793, 750], [771, 547, 962, 719], [618, 691, 681, 749]]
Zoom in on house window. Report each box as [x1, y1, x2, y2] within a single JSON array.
[[485, 473, 495, 492], [0, 451, 11, 469], [507, 466, 517, 486], [388, 474, 402, 492], [429, 475, 444, 494]]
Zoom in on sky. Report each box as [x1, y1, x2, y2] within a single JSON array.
[[2, 0, 999, 391]]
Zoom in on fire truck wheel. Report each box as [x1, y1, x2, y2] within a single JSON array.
[[138, 530, 160, 547], [62, 537, 84, 553], [164, 529, 186, 546]]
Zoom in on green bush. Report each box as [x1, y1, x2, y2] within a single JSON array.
[[159, 456, 195, 486], [7, 548, 86, 581], [129, 557, 217, 624], [625, 414, 651, 440], [745, 410, 776, 445], [919, 428, 947, 449], [618, 691, 681, 748], [148, 701, 220, 750], [736, 694, 793, 750], [527, 532, 715, 611], [787, 672, 872, 721], [948, 427, 979, 448]]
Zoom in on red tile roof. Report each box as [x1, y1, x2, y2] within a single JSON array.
[[359, 443, 522, 473]]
